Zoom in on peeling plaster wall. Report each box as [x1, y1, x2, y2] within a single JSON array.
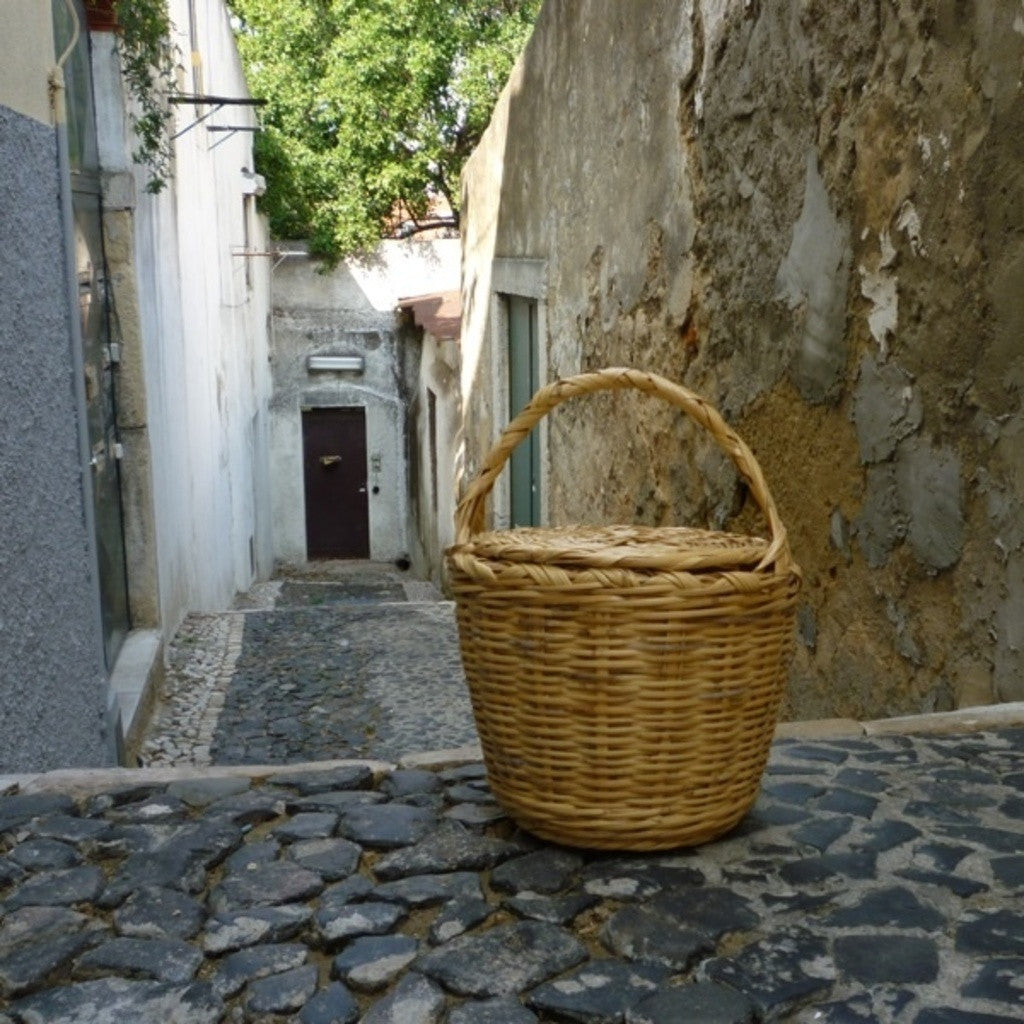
[[461, 0, 1024, 720]]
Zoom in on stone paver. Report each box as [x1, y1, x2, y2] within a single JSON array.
[[3, 729, 1024, 1022]]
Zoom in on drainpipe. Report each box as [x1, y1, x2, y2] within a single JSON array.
[[50, 0, 121, 766]]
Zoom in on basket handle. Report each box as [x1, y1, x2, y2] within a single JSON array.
[[454, 366, 793, 573]]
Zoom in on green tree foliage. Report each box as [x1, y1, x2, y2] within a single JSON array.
[[229, 0, 540, 263]]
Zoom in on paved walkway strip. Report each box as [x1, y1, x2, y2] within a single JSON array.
[[1, 729, 1024, 1022], [140, 570, 473, 769]]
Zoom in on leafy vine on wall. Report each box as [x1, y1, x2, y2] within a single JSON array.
[[89, 0, 179, 193]]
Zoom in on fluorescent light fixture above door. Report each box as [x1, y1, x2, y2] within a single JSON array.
[[307, 355, 364, 373]]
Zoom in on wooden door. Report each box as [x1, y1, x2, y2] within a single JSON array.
[[302, 407, 370, 559]]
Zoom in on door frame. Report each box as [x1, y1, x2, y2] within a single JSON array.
[[490, 258, 549, 531]]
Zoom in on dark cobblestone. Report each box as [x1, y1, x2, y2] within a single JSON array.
[[504, 890, 598, 926], [823, 886, 944, 930], [372, 871, 482, 908], [245, 962, 318, 1014], [210, 860, 324, 913], [315, 900, 407, 946], [626, 981, 758, 1024], [448, 997, 539, 1024], [833, 933, 939, 985], [601, 903, 713, 969], [428, 895, 493, 943], [416, 921, 587, 998], [9, 839, 81, 870], [287, 836, 362, 880], [299, 981, 360, 1024], [526, 960, 668, 1021], [74, 936, 204, 984], [1, 977, 223, 1024], [956, 910, 1024, 956], [4, 731, 1024, 1019], [331, 934, 418, 992], [703, 927, 835, 1015], [338, 802, 436, 848], [203, 905, 312, 953], [490, 849, 584, 895], [990, 855, 1024, 887], [360, 972, 445, 1023], [113, 886, 206, 940]]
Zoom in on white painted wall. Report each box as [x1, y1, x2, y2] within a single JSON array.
[[270, 239, 459, 566], [92, 0, 272, 628], [407, 328, 461, 584]]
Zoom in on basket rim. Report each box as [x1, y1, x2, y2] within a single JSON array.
[[450, 523, 775, 574]]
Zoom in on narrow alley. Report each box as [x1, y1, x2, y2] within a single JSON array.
[[4, 0, 1024, 1020]]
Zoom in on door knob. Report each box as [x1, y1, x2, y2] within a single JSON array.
[[320, 455, 342, 467]]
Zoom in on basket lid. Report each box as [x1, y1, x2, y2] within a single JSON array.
[[460, 524, 774, 573]]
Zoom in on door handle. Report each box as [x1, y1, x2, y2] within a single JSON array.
[[320, 455, 342, 467]]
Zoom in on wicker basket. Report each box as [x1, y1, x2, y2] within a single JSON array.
[[446, 368, 801, 850]]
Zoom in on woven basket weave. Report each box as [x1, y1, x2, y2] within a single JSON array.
[[446, 368, 801, 850]]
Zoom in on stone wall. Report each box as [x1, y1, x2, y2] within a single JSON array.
[[461, 0, 1024, 720]]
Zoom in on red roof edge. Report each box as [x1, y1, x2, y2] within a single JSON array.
[[397, 290, 461, 343]]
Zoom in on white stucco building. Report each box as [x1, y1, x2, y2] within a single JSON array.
[[269, 239, 459, 573]]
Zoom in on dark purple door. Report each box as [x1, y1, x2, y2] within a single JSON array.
[[302, 407, 370, 559]]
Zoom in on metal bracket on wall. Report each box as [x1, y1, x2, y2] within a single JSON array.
[[168, 94, 267, 141], [206, 125, 262, 151], [231, 248, 307, 271]]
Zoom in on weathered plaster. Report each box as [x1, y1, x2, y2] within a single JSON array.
[[97, 187, 160, 627], [856, 465, 904, 569], [859, 265, 898, 359], [894, 437, 964, 573], [995, 552, 1024, 702], [404, 325, 461, 587], [852, 355, 922, 465], [776, 150, 852, 404], [462, 0, 1024, 719]]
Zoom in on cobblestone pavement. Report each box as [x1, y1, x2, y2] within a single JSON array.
[[6, 564, 1024, 1021], [2, 729, 1024, 1022], [139, 565, 475, 769]]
